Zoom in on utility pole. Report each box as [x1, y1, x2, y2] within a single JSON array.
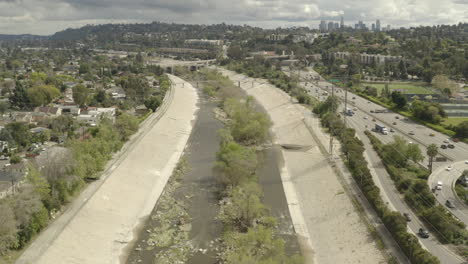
[[329, 84, 335, 158], [344, 84, 348, 127]]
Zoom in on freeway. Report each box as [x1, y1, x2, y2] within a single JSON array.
[[289, 68, 465, 263], [294, 68, 468, 225]]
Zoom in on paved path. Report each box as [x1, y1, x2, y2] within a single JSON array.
[[218, 68, 386, 264], [16, 75, 198, 264]]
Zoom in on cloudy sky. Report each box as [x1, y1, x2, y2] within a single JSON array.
[[0, 0, 466, 35]]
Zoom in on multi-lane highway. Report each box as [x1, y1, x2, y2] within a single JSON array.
[[289, 68, 467, 263], [292, 68, 468, 222]]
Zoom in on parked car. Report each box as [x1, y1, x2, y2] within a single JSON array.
[[465, 160, 468, 164], [441, 144, 447, 149], [395, 116, 399, 119], [436, 181, 443, 190], [419, 228, 430, 238], [390, 128, 395, 132], [372, 118, 376, 122], [353, 108, 357, 111], [370, 110, 374, 113], [448, 144, 455, 149], [409, 131, 415, 135], [403, 213, 412, 222], [0, 155, 8, 160], [429, 133, 435, 137], [443, 139, 450, 143], [352, 97, 356, 99], [404, 117, 409, 121], [393, 122, 397, 125], [364, 116, 368, 119], [446, 200, 455, 209], [446, 165, 453, 171]]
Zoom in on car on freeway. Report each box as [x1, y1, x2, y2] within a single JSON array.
[[446, 165, 453, 171], [403, 213, 412, 222], [448, 144, 455, 149], [446, 200, 455, 209], [409, 131, 415, 135], [441, 144, 447, 149], [429, 133, 435, 137], [418, 228, 430, 238]]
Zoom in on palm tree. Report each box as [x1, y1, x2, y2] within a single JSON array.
[[427, 144, 438, 173]]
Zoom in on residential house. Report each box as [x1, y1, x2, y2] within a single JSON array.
[[34, 107, 62, 117], [106, 86, 126, 99]]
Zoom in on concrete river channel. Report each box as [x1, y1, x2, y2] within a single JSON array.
[[126, 89, 301, 264]]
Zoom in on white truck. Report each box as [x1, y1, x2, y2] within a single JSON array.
[[375, 124, 388, 135]]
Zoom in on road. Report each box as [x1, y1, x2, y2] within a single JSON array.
[[16, 75, 198, 264], [289, 69, 465, 263], [292, 68, 468, 225]]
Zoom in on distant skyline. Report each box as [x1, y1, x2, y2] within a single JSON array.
[[0, 0, 466, 35]]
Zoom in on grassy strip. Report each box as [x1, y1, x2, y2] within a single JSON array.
[[365, 131, 468, 248], [357, 93, 457, 137], [138, 109, 153, 123]]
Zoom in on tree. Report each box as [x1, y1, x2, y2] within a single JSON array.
[[223, 226, 302, 264], [10, 155, 21, 164], [144, 96, 161, 111], [224, 98, 271, 145], [72, 84, 89, 107], [391, 91, 407, 109], [9, 81, 30, 109], [0, 202, 18, 255], [407, 143, 424, 163], [115, 113, 139, 141], [227, 45, 245, 60], [215, 140, 257, 187], [383, 136, 423, 167], [398, 60, 408, 79], [27, 85, 61, 107], [79, 63, 90, 74], [220, 182, 266, 232], [427, 144, 438, 172], [0, 101, 9, 114], [4, 122, 31, 147], [432, 74, 459, 97], [411, 100, 446, 124], [455, 121, 468, 139]]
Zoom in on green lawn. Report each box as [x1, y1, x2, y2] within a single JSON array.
[[442, 117, 468, 127], [362, 82, 434, 94]]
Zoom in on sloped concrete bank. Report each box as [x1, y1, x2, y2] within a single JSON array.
[[17, 75, 198, 264], [219, 68, 386, 264]]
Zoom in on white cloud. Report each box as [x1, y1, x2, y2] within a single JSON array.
[[0, 0, 465, 35]]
